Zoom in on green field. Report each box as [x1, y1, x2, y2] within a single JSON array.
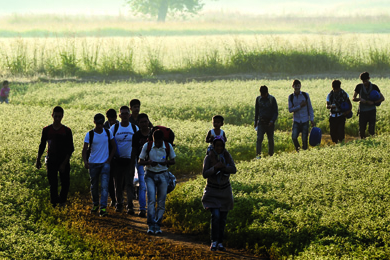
[[2, 13, 390, 259], [1, 78, 390, 258]]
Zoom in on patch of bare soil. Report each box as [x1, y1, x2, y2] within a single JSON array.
[[67, 194, 267, 259]]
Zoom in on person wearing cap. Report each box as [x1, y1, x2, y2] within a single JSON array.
[[326, 80, 352, 144], [35, 106, 74, 208], [82, 113, 116, 217], [254, 85, 278, 159], [288, 79, 315, 151], [353, 72, 385, 139], [202, 136, 237, 252]]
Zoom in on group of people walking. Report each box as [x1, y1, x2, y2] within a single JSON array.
[[255, 71, 385, 158], [35, 99, 176, 236], [33, 70, 384, 252]]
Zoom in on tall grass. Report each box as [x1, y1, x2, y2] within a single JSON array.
[[1, 34, 390, 77]]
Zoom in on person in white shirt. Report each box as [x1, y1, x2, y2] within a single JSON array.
[[110, 106, 139, 214], [82, 113, 116, 217], [139, 130, 176, 235]]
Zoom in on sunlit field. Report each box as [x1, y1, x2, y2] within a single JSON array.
[[2, 12, 390, 259], [1, 78, 390, 258]]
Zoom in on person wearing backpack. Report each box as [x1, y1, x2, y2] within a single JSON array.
[[352, 72, 385, 139], [35, 106, 74, 208], [254, 85, 278, 159], [205, 115, 227, 154], [110, 106, 139, 214], [82, 113, 116, 217], [202, 136, 237, 252], [138, 130, 176, 235], [326, 80, 352, 143], [288, 79, 315, 151]]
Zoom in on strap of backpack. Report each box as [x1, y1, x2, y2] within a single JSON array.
[[289, 94, 294, 107], [113, 122, 119, 136], [88, 130, 94, 151], [131, 123, 137, 134], [145, 141, 170, 160], [104, 128, 111, 152]]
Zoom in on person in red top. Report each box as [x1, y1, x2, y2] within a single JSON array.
[[35, 106, 74, 208], [0, 80, 10, 104]]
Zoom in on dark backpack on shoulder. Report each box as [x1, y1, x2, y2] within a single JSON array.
[[289, 92, 308, 106], [148, 126, 175, 146]]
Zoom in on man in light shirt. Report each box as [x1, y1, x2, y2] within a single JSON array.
[[139, 130, 176, 235], [110, 106, 139, 214], [288, 80, 315, 152]]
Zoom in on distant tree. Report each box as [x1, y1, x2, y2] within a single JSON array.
[[126, 0, 214, 22]]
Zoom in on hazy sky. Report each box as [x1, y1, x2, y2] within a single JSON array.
[[0, 0, 389, 16]]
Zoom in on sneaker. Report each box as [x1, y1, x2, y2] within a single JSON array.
[[99, 208, 108, 217], [155, 226, 162, 234], [210, 241, 218, 251], [127, 208, 135, 215], [147, 225, 155, 234], [115, 205, 123, 213], [217, 243, 226, 252], [138, 210, 146, 218], [91, 205, 99, 213], [255, 155, 261, 160]]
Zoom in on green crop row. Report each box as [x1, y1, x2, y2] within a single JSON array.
[[1, 34, 390, 77], [8, 78, 390, 137], [165, 135, 390, 258]]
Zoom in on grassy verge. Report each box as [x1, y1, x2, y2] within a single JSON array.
[[1, 34, 390, 77]]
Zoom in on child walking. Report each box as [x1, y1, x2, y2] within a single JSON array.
[[0, 80, 10, 104], [202, 136, 237, 251], [205, 115, 227, 154]]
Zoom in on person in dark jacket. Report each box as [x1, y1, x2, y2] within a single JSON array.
[[202, 136, 237, 252], [254, 85, 278, 159], [35, 106, 74, 208]]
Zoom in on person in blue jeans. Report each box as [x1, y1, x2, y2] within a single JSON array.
[[132, 113, 151, 218], [202, 136, 237, 251], [82, 113, 116, 217], [139, 130, 176, 234], [254, 85, 278, 159], [288, 79, 315, 151]]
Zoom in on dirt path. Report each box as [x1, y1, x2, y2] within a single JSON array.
[[69, 194, 266, 259]]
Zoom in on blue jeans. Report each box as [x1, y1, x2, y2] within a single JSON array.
[[257, 123, 275, 156], [136, 163, 147, 211], [210, 208, 228, 243], [89, 163, 110, 208], [145, 171, 168, 228], [292, 121, 309, 151]]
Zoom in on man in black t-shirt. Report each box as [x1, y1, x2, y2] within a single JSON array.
[[36, 106, 74, 208], [352, 72, 385, 139], [131, 113, 151, 218]]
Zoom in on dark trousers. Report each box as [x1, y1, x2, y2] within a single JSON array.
[[329, 116, 346, 143], [359, 110, 376, 139], [108, 164, 116, 205], [257, 123, 275, 156], [46, 158, 70, 206], [210, 208, 228, 243], [112, 158, 135, 209]]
